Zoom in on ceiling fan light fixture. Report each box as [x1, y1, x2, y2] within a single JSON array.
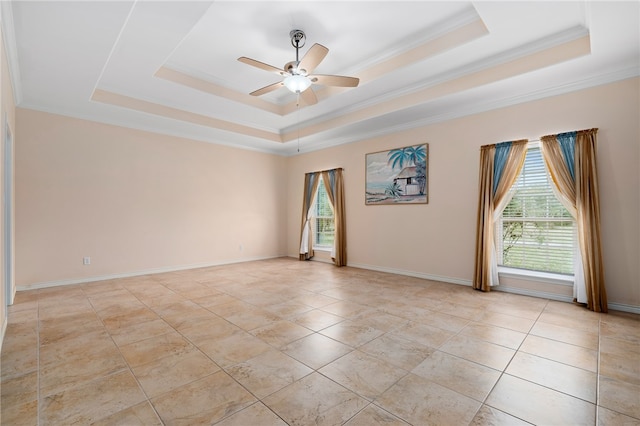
[[284, 74, 312, 93]]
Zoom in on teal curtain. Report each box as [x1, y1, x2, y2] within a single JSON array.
[[493, 142, 512, 195], [556, 131, 577, 180], [304, 173, 319, 210]]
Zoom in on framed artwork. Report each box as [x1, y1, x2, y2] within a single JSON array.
[[365, 143, 428, 205]]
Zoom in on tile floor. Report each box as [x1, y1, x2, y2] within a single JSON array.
[[1, 258, 638, 425]]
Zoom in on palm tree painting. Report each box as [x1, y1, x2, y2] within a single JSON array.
[[366, 143, 428, 205]]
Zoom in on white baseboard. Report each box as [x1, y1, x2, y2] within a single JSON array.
[[346, 262, 473, 287], [607, 302, 640, 315], [18, 256, 640, 315], [16, 255, 283, 291]]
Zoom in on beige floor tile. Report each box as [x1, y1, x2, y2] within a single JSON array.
[[486, 300, 545, 320], [225, 307, 283, 331], [600, 313, 640, 344], [1, 334, 38, 380], [433, 301, 485, 320], [227, 349, 313, 398], [162, 309, 219, 331], [262, 372, 368, 425], [40, 343, 127, 397], [352, 310, 409, 332], [214, 402, 287, 426], [91, 401, 163, 426], [38, 297, 95, 321], [421, 311, 470, 333], [543, 300, 602, 322], [250, 320, 313, 348], [177, 315, 241, 343], [7, 308, 38, 323], [458, 322, 526, 350], [0, 371, 37, 412], [293, 293, 339, 309], [391, 321, 455, 349], [119, 331, 193, 368], [469, 405, 530, 425], [109, 317, 176, 347], [479, 311, 535, 333], [412, 351, 501, 401], [538, 310, 601, 333], [101, 306, 160, 332], [206, 299, 260, 318], [264, 300, 315, 318], [1, 399, 38, 425], [2, 258, 637, 426], [40, 370, 147, 425], [39, 328, 114, 366], [597, 406, 640, 425], [191, 292, 238, 309], [358, 333, 433, 371], [320, 350, 408, 400], [320, 320, 386, 348], [506, 351, 597, 403], [197, 330, 273, 369], [321, 300, 372, 318], [281, 332, 353, 370], [151, 371, 256, 425], [440, 334, 515, 372], [93, 299, 151, 321], [519, 334, 598, 372], [598, 376, 640, 419], [529, 320, 599, 349], [376, 373, 481, 425], [376, 301, 433, 321], [344, 404, 409, 425], [486, 374, 596, 425], [293, 309, 345, 331], [39, 311, 105, 346], [132, 346, 220, 398], [600, 337, 640, 385]]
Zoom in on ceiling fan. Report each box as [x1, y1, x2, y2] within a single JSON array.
[[238, 29, 359, 106]]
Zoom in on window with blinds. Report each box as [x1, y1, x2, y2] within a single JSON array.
[[496, 145, 575, 275], [314, 179, 335, 248]]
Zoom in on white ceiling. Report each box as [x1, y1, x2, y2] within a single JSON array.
[[2, 1, 639, 155]]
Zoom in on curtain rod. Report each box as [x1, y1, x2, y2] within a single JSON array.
[[307, 167, 344, 174]]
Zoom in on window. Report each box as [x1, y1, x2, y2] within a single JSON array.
[[496, 144, 576, 275], [313, 179, 335, 249]]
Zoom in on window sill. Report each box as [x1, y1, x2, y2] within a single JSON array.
[[498, 266, 574, 286]]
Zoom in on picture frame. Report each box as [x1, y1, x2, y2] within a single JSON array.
[[365, 143, 428, 205]]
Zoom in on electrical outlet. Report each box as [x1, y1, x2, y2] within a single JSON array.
[[239, 244, 243, 252], [83, 257, 91, 265]]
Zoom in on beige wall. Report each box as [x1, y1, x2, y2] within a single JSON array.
[[15, 110, 288, 288], [13, 79, 640, 309], [286, 78, 640, 308], [1, 24, 17, 341]]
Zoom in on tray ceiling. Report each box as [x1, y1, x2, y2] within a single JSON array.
[[3, 1, 639, 155]]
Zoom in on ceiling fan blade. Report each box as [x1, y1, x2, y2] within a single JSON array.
[[250, 81, 284, 96], [238, 57, 285, 76], [297, 43, 329, 75], [299, 88, 318, 105], [310, 74, 360, 88]]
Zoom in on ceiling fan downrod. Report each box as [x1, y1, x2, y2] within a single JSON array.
[[290, 29, 306, 65]]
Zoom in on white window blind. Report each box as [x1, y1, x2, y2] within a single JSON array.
[[496, 146, 575, 275], [314, 179, 335, 248]]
